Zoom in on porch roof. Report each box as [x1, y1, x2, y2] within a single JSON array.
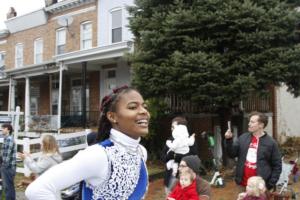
[[5, 60, 58, 79], [54, 41, 133, 65]]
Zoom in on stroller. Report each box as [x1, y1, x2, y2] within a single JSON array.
[[271, 157, 298, 200]]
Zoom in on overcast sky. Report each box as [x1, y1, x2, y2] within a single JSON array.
[[0, 0, 45, 30]]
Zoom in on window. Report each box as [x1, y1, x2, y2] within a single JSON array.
[[15, 43, 23, 68], [34, 38, 43, 64], [56, 28, 66, 54], [81, 22, 92, 50], [0, 52, 5, 67], [30, 97, 38, 115], [104, 69, 117, 94], [30, 86, 40, 115], [0, 52, 5, 79], [111, 9, 122, 43]]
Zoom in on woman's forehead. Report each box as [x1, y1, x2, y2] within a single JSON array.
[[118, 90, 143, 103]]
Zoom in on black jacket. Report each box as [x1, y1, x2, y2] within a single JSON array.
[[225, 132, 282, 189]]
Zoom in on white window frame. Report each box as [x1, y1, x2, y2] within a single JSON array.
[[15, 43, 23, 68], [34, 38, 43, 64], [0, 51, 5, 79], [0, 51, 5, 67], [80, 21, 92, 50], [110, 8, 122, 44], [104, 68, 117, 95], [56, 28, 66, 55]]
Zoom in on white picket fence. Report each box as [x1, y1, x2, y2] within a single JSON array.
[[0, 107, 90, 176], [0, 131, 88, 176]]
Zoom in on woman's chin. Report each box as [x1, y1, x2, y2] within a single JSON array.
[[140, 130, 149, 137]]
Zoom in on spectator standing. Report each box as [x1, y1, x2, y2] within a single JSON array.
[[225, 111, 282, 190], [1, 123, 16, 200]]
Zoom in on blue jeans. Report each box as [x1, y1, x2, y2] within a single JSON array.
[[1, 167, 16, 200]]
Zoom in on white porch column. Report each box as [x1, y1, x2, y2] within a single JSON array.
[[57, 62, 64, 134], [8, 78, 16, 111], [25, 77, 30, 132]]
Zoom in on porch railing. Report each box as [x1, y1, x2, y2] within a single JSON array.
[[60, 111, 99, 128], [164, 93, 272, 114], [20, 111, 100, 132], [0, 130, 88, 176]]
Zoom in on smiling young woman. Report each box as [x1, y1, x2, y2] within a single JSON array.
[[25, 86, 151, 200]]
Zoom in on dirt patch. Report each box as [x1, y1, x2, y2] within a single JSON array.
[[145, 169, 300, 200]]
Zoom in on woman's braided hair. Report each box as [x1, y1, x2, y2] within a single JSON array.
[[97, 85, 136, 142]]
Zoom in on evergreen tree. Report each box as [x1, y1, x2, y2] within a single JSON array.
[[128, 0, 300, 162]]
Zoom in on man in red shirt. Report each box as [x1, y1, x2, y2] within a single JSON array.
[[225, 111, 282, 190]]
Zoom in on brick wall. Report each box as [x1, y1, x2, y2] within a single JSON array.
[[0, 1, 97, 70]]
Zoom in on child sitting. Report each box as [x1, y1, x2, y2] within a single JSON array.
[[167, 167, 199, 200], [166, 125, 195, 176], [237, 176, 267, 200]]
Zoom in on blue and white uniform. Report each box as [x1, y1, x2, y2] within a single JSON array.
[[25, 129, 148, 200]]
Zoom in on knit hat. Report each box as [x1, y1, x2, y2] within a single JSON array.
[[172, 124, 189, 139], [182, 155, 201, 175]]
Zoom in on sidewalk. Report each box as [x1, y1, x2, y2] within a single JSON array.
[[16, 191, 26, 200]]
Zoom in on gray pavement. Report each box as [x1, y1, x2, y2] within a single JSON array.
[[16, 191, 26, 200]]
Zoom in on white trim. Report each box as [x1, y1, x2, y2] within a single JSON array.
[[56, 28, 67, 55], [54, 41, 133, 64], [34, 38, 43, 64], [45, 0, 95, 13], [0, 51, 6, 67], [0, 40, 7, 45], [52, 6, 96, 20], [80, 21, 93, 50], [109, 7, 123, 44], [15, 43, 23, 68], [5, 60, 57, 79]]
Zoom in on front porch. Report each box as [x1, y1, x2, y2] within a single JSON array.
[[0, 42, 133, 133]]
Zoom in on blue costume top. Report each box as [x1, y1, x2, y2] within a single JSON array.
[[82, 139, 148, 200]]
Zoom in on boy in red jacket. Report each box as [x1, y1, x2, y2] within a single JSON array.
[[167, 168, 199, 200]]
